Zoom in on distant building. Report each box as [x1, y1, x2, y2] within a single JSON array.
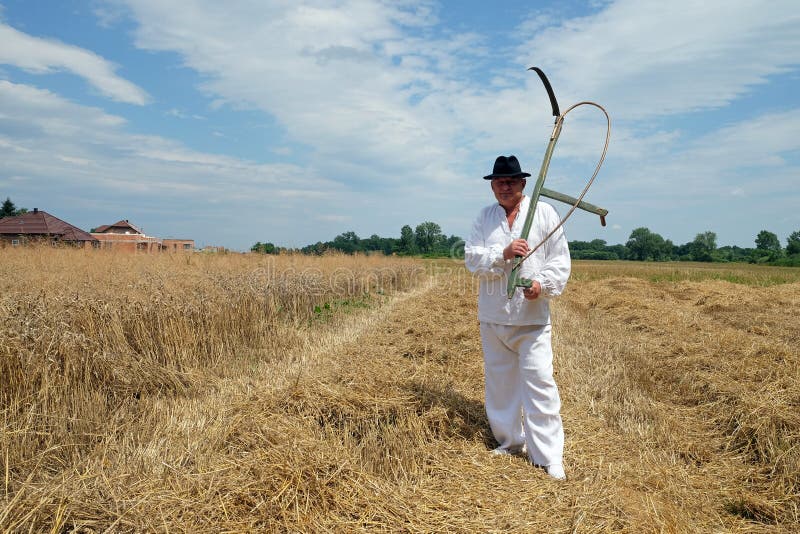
[[0, 208, 97, 248], [91, 219, 194, 252], [201, 245, 228, 254], [93, 219, 145, 235], [91, 219, 159, 252], [162, 239, 196, 252]]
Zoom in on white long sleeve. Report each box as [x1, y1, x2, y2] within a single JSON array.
[[464, 213, 506, 278], [464, 196, 571, 326]]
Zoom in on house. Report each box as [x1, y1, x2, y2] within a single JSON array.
[[162, 239, 196, 252], [91, 219, 160, 252], [0, 208, 98, 248], [91, 219, 194, 252], [201, 245, 228, 254], [93, 219, 145, 235]]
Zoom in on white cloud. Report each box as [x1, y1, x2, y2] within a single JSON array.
[[0, 136, 32, 152], [2, 1, 799, 249], [0, 79, 349, 240], [106, 0, 800, 191], [687, 109, 800, 171], [105, 0, 498, 186], [0, 22, 149, 105], [166, 108, 206, 120], [629, 108, 800, 195], [58, 155, 94, 166], [516, 0, 800, 119], [92, 2, 126, 28], [572, 106, 800, 246]]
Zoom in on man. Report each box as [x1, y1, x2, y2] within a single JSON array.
[[464, 155, 571, 480]]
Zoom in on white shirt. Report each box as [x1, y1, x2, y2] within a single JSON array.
[[464, 195, 571, 326]]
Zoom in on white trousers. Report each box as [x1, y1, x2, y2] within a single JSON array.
[[480, 322, 564, 466]]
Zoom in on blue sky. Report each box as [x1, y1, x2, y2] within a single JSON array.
[[1, 0, 798, 251]]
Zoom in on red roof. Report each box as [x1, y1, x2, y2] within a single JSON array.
[[93, 219, 144, 234], [0, 209, 97, 242]]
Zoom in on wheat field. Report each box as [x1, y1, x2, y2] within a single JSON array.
[[1, 250, 798, 532]]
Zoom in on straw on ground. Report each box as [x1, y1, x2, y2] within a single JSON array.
[[1, 251, 798, 531]]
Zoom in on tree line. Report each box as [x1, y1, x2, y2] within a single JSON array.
[[253, 221, 463, 257], [4, 196, 796, 265], [254, 225, 800, 266], [572, 227, 800, 265]]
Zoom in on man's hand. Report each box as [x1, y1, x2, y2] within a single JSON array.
[[503, 239, 530, 261], [522, 281, 542, 300]]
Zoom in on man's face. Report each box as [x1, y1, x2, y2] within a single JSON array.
[[491, 177, 526, 208]]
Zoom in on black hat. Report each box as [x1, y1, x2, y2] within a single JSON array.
[[483, 155, 531, 180]]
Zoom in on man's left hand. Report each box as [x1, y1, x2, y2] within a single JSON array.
[[523, 281, 542, 300]]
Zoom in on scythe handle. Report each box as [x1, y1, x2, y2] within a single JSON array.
[[507, 69, 611, 298], [506, 119, 563, 298], [507, 69, 565, 298]]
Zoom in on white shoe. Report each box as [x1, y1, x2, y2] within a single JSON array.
[[490, 444, 526, 457], [545, 463, 566, 480]]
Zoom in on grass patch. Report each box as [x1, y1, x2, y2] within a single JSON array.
[[572, 260, 800, 286], [311, 294, 376, 323]]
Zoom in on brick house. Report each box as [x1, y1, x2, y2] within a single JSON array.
[[91, 219, 194, 252], [162, 238, 196, 252], [0, 209, 98, 248]]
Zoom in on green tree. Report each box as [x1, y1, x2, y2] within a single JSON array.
[[722, 245, 754, 262], [568, 239, 625, 260], [444, 234, 465, 259], [689, 231, 717, 262], [415, 221, 444, 254], [755, 230, 781, 253], [362, 234, 381, 252], [398, 225, 417, 255], [332, 231, 361, 254], [1, 197, 17, 219], [673, 242, 692, 261], [753, 230, 782, 262], [251, 242, 277, 254], [786, 231, 800, 255], [662, 239, 675, 261], [608, 244, 629, 260], [302, 241, 328, 255], [359, 234, 396, 255], [626, 227, 669, 261]]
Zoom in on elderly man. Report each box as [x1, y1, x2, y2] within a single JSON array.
[[464, 155, 571, 480]]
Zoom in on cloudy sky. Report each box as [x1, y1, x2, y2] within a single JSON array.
[[1, 0, 798, 251]]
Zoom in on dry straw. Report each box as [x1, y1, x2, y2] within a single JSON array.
[[1, 253, 798, 531]]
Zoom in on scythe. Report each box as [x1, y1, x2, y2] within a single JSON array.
[[506, 67, 611, 298]]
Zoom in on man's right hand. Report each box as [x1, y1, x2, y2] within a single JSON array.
[[503, 239, 530, 261]]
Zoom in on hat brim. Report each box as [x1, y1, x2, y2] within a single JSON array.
[[483, 172, 531, 180]]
